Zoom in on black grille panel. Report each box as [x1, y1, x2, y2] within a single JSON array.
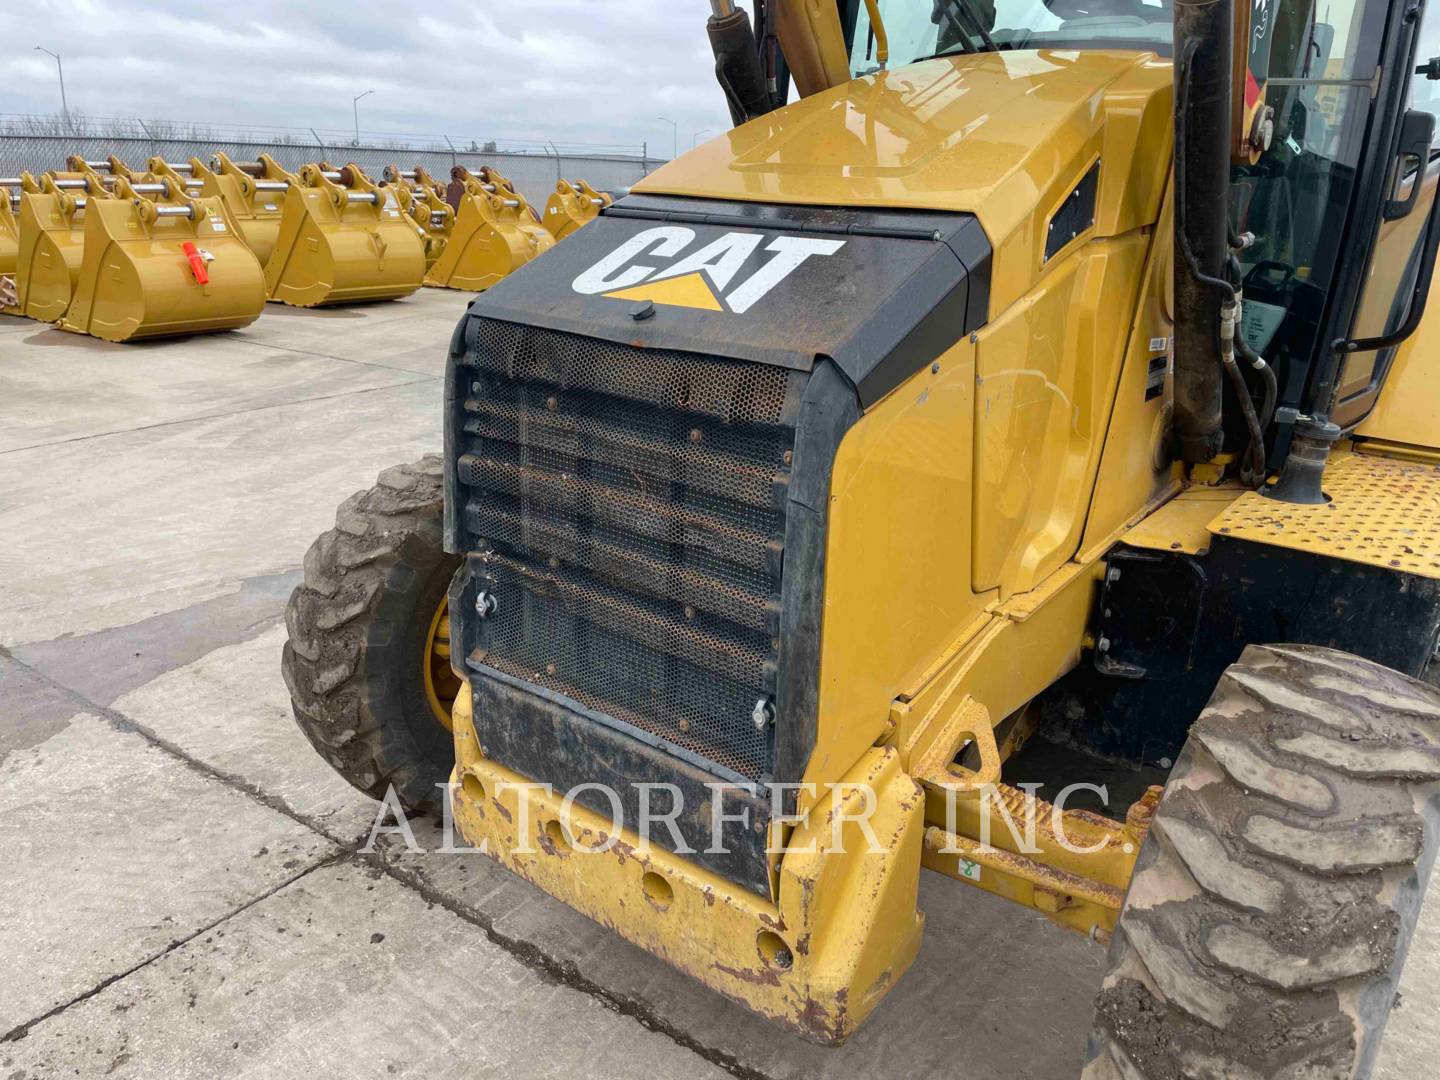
[[454, 319, 798, 780]]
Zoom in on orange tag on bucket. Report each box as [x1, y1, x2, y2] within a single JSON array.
[[182, 241, 210, 285]]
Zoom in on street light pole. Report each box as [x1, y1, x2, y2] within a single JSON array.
[[34, 46, 68, 122], [691, 128, 712, 148], [657, 116, 677, 160], [352, 89, 374, 147]]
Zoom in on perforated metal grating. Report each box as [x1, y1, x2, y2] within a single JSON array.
[[1209, 452, 1440, 579], [454, 317, 797, 780]]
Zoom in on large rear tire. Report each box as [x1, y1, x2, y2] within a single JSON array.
[[281, 456, 462, 814], [1085, 643, 1440, 1079]]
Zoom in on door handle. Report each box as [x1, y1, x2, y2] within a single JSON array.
[[1383, 109, 1436, 221]]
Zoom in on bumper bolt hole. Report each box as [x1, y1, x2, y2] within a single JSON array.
[[757, 930, 792, 970], [461, 772, 486, 803], [543, 819, 571, 852], [642, 872, 674, 910]]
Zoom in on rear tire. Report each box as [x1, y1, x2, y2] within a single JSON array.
[[1085, 643, 1440, 1079], [281, 456, 462, 814]]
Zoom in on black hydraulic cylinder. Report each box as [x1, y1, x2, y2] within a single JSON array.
[[1172, 0, 1233, 463], [708, 4, 774, 127]]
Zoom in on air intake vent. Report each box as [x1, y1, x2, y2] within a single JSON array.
[[452, 318, 798, 781]]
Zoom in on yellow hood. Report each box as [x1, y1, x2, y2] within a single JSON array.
[[636, 49, 1173, 311]]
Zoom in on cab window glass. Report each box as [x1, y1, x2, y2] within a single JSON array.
[[848, 0, 1174, 72], [1230, 0, 1388, 381]]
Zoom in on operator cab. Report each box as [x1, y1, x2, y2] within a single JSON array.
[[843, 0, 1440, 476]]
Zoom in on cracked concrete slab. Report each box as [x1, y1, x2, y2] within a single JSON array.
[[12, 571, 296, 707], [236, 289, 477, 375], [105, 625, 380, 844], [375, 818, 1104, 1079], [0, 859, 729, 1080], [0, 328, 424, 454], [0, 654, 82, 769], [0, 378, 440, 648], [0, 714, 337, 1033]]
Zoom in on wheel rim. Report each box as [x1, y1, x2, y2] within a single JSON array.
[[422, 597, 462, 732]]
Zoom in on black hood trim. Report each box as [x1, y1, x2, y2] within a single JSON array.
[[466, 193, 991, 407]]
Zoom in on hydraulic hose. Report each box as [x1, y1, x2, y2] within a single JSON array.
[[862, 0, 890, 67]]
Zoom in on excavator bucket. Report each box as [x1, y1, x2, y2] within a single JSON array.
[[541, 178, 612, 240], [0, 181, 19, 281], [4, 172, 109, 323], [69, 155, 152, 185], [57, 175, 265, 342], [382, 164, 454, 273], [265, 162, 425, 307], [423, 166, 554, 291], [155, 153, 296, 269], [477, 166, 545, 225]]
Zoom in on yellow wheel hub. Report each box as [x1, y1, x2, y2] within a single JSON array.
[[423, 598, 462, 732]]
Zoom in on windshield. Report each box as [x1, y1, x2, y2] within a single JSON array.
[[847, 0, 1173, 72]]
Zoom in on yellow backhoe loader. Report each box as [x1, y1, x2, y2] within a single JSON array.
[[541, 178, 613, 239], [422, 165, 554, 291], [284, 0, 1440, 1074]]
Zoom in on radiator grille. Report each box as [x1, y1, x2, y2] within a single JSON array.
[[454, 318, 797, 780]]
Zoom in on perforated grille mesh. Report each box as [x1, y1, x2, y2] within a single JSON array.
[[454, 318, 797, 779]]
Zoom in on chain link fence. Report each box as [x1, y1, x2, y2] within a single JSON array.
[[0, 133, 660, 209]]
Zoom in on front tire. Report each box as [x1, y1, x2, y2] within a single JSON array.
[[1086, 643, 1440, 1079], [281, 456, 462, 814]]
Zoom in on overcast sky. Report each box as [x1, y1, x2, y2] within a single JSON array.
[[0, 1, 735, 157]]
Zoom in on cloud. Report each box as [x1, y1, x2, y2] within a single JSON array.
[[2, 0, 735, 155]]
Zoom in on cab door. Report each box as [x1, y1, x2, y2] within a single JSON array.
[[1331, 7, 1440, 428]]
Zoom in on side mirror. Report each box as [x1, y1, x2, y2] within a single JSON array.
[[1416, 56, 1440, 80]]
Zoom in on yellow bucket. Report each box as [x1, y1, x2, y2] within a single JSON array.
[[6, 174, 104, 323], [59, 177, 266, 342], [542, 179, 612, 240], [265, 163, 426, 307], [424, 170, 554, 291]]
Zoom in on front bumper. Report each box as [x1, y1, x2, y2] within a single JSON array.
[[449, 683, 926, 1044]]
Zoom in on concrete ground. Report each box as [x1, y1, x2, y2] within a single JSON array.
[[0, 287, 1435, 1080]]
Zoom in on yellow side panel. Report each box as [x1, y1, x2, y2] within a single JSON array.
[[1080, 185, 1181, 554], [973, 232, 1150, 598], [808, 337, 997, 799], [1354, 273, 1440, 451]]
